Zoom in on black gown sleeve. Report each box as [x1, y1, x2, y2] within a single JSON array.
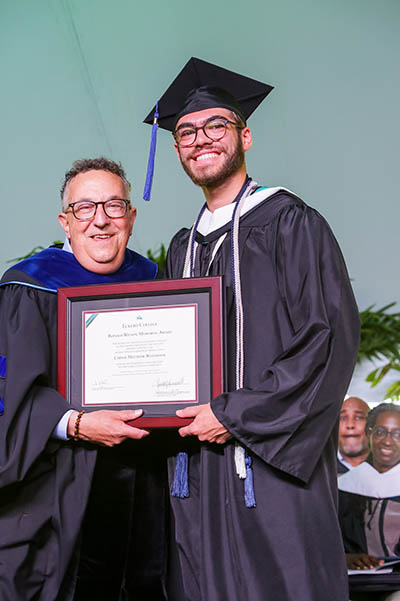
[[211, 204, 360, 483], [0, 283, 69, 487]]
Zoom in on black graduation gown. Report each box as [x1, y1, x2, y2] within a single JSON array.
[[166, 189, 360, 601], [0, 249, 168, 601]]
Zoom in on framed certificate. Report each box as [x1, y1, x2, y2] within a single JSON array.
[[57, 277, 224, 428]]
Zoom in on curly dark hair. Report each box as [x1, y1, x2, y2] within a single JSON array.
[[60, 157, 131, 210], [365, 402, 400, 432]]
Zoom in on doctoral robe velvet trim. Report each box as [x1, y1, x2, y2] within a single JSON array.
[[0, 356, 6, 379], [0, 356, 5, 414], [3, 247, 157, 290]]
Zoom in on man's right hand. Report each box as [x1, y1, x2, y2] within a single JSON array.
[[346, 553, 384, 570], [67, 409, 149, 446]]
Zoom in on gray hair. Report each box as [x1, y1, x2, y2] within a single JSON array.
[[60, 157, 131, 210]]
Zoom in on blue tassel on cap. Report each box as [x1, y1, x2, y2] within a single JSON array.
[[171, 452, 189, 498], [244, 453, 256, 508], [143, 101, 159, 201]]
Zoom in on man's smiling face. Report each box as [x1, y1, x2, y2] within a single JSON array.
[[174, 107, 252, 188], [370, 411, 400, 473], [58, 170, 136, 274]]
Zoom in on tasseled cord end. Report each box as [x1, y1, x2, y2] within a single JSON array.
[[244, 453, 256, 508], [171, 452, 189, 498], [143, 101, 159, 201], [235, 443, 256, 508]]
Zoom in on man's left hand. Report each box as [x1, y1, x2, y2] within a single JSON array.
[[176, 403, 232, 444]]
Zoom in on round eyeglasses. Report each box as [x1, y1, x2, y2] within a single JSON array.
[[173, 117, 243, 147], [66, 199, 130, 221], [370, 425, 400, 442]]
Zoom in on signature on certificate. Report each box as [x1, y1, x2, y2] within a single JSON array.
[[154, 377, 190, 397]]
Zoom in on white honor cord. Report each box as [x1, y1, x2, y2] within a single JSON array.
[[231, 179, 257, 479], [232, 190, 248, 391], [234, 445, 247, 479], [205, 234, 227, 276], [182, 234, 195, 278], [182, 180, 258, 481], [183, 240, 196, 278], [183, 224, 228, 278]]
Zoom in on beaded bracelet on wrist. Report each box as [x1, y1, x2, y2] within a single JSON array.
[[73, 410, 85, 441]]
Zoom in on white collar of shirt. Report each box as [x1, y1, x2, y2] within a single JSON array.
[[337, 451, 355, 471], [197, 186, 292, 236], [63, 237, 73, 253], [338, 461, 400, 498]]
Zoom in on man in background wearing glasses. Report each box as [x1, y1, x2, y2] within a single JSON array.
[[0, 158, 169, 601]]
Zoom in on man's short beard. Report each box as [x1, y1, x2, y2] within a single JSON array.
[[180, 132, 245, 189], [340, 440, 369, 458]]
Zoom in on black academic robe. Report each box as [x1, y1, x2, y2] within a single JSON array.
[[166, 189, 360, 601], [0, 248, 168, 601], [338, 460, 400, 557]]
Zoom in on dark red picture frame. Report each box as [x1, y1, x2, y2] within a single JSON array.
[[57, 277, 224, 428]]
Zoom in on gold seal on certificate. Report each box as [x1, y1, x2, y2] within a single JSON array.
[[58, 278, 224, 427]]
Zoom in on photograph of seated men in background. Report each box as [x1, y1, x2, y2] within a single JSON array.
[[338, 396, 370, 473], [338, 403, 400, 601]]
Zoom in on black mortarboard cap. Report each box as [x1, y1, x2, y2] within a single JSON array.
[[144, 57, 274, 132], [142, 57, 273, 200]]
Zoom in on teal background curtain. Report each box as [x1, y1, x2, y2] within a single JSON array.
[[1, 0, 399, 309]]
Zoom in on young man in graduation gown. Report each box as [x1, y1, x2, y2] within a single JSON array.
[[0, 158, 169, 601], [143, 58, 361, 601]]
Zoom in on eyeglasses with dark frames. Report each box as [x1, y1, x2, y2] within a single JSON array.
[[173, 116, 243, 147], [370, 425, 400, 442], [66, 199, 130, 221]]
